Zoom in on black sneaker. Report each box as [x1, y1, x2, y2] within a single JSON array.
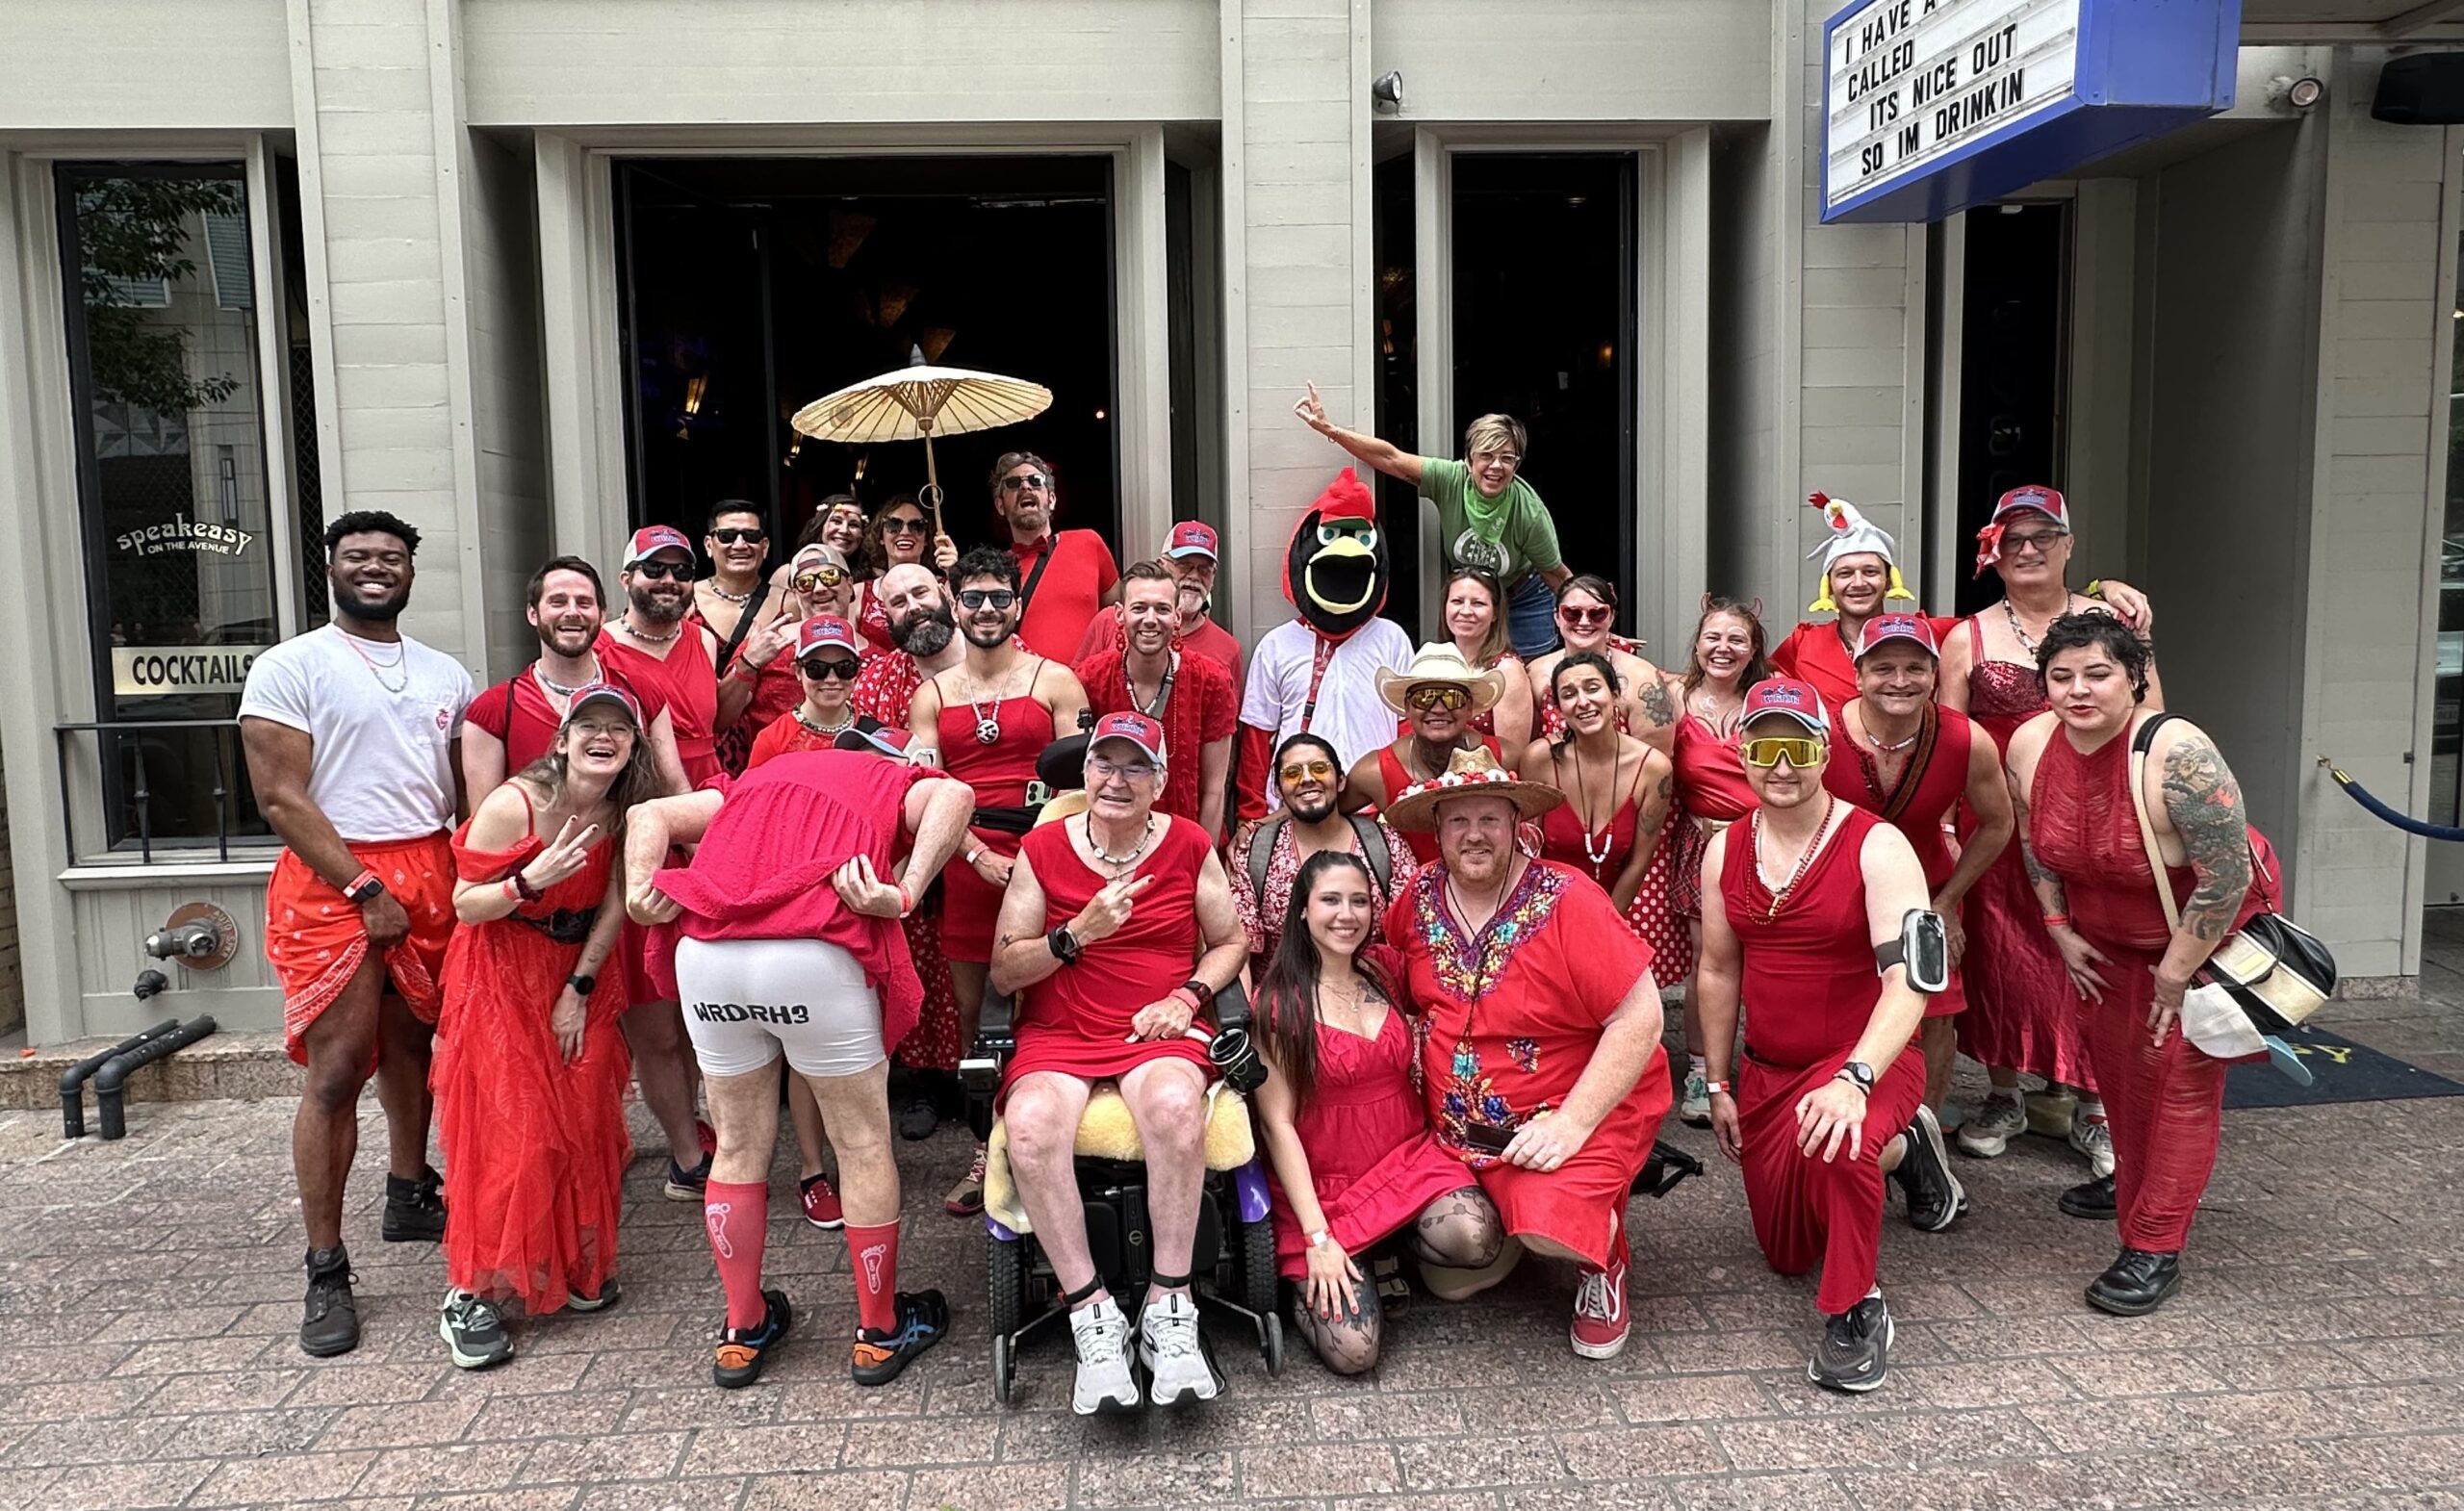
[[1888, 1106, 1966, 1233], [299, 1247, 360, 1359], [439, 1290, 512, 1370], [1809, 1294, 1892, 1394], [851, 1289, 949, 1386], [2086, 1248, 2181, 1316], [381, 1165, 446, 1242], [896, 1088, 939, 1142], [567, 1278, 621, 1314], [664, 1152, 712, 1203], [713, 1290, 793, 1389], [2059, 1174, 2118, 1220]]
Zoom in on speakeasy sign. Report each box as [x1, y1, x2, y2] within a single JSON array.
[[1822, 0, 2242, 223]]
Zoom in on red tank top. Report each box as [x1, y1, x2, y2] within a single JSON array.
[[1673, 714, 1755, 821], [1820, 703, 1972, 891], [937, 678, 1057, 809], [1020, 815, 1208, 1038], [2027, 728, 2194, 954], [1377, 734, 1502, 864], [1722, 801, 1886, 1069], [600, 627, 720, 784], [1537, 747, 1646, 886]]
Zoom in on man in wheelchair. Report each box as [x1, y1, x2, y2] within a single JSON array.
[[987, 711, 1250, 1413]]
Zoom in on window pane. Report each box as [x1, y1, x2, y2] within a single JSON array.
[[57, 164, 280, 850]]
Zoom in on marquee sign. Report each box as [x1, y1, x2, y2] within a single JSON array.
[[1822, 0, 2242, 224]]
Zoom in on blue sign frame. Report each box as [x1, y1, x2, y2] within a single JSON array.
[[1821, 0, 2242, 223]]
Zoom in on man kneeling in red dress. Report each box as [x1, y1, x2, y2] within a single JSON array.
[[1697, 679, 1965, 1395], [1381, 747, 1670, 1361], [989, 711, 1250, 1415]]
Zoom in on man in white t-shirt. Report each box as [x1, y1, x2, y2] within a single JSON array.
[[240, 509, 475, 1361]]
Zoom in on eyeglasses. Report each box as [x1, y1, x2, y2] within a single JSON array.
[[879, 516, 929, 535], [1558, 604, 1613, 627], [999, 472, 1049, 493], [1090, 756, 1157, 780], [631, 559, 690, 581], [798, 656, 860, 680], [708, 527, 766, 545], [1278, 758, 1335, 784], [793, 566, 849, 592], [1739, 735, 1825, 769], [958, 588, 1017, 611], [1405, 684, 1470, 713], [1998, 528, 2069, 556]]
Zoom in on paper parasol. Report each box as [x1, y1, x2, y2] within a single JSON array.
[[789, 347, 1052, 537]]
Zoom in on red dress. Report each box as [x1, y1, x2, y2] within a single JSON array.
[[1538, 680, 1697, 977], [1721, 802, 1925, 1315], [1003, 816, 1217, 1093], [1386, 860, 1666, 1269], [1669, 713, 1752, 935], [855, 580, 899, 652], [1266, 998, 1474, 1279], [2028, 727, 2263, 1254], [599, 627, 721, 786], [938, 688, 1057, 963], [1376, 735, 1504, 866], [1955, 618, 2092, 1088], [1536, 751, 1648, 898], [1821, 703, 1979, 1018], [1076, 648, 1241, 829], [432, 799, 631, 1313]]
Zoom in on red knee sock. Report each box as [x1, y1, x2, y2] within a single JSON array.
[[846, 1220, 901, 1334], [703, 1179, 770, 1330]]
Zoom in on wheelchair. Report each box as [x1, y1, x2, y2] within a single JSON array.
[[961, 979, 1284, 1404]]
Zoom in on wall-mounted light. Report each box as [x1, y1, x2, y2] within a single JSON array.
[[1372, 70, 1405, 114], [2268, 74, 2326, 114]]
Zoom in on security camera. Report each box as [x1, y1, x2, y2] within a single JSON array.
[[1373, 70, 1405, 114], [2268, 74, 2326, 113]]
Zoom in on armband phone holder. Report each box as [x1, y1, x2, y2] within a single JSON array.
[[1877, 909, 1950, 994]]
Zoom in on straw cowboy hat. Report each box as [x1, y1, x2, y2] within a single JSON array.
[[1382, 746, 1565, 833], [1373, 643, 1506, 718]]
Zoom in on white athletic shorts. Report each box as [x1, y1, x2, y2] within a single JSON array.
[[673, 935, 886, 1079]]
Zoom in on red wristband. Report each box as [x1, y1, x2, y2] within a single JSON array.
[[1168, 986, 1203, 1015], [2041, 912, 2072, 929], [895, 882, 915, 918]]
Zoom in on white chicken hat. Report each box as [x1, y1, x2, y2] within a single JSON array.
[[1804, 492, 1915, 613]]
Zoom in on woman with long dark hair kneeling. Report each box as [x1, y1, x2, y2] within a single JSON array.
[[1252, 851, 1504, 1374]]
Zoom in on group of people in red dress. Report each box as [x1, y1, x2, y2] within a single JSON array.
[[241, 416, 2272, 1406]]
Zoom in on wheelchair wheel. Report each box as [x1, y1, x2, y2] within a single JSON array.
[[1237, 1207, 1278, 1321], [988, 1234, 1029, 1341], [1262, 1311, 1285, 1376], [991, 1333, 1014, 1404]]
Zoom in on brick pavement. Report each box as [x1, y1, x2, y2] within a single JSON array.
[[4, 988, 2464, 1511]]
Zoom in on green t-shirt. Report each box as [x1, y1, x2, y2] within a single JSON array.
[[1419, 456, 1565, 591]]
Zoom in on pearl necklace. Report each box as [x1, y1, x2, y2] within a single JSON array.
[[704, 578, 756, 605], [1565, 741, 1619, 877], [1089, 814, 1158, 874], [795, 706, 855, 737], [614, 617, 682, 646], [532, 658, 601, 700]]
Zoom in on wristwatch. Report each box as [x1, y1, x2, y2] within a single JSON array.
[[1047, 925, 1083, 966], [343, 870, 387, 906], [1836, 1061, 1877, 1095], [568, 974, 596, 997]]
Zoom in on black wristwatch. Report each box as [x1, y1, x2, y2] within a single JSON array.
[[1047, 926, 1082, 966], [1835, 1061, 1876, 1095], [567, 974, 596, 997], [344, 873, 388, 906]]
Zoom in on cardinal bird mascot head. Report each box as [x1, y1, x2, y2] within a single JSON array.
[[1283, 469, 1390, 642]]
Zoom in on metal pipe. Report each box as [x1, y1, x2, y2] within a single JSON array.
[[93, 1016, 218, 1140], [61, 1018, 180, 1139]]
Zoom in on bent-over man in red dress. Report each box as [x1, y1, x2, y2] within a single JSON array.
[[988, 712, 1250, 1416], [1698, 679, 1965, 1396], [1380, 747, 1669, 1363]]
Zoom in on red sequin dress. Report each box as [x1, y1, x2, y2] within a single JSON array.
[[432, 799, 631, 1313], [1955, 618, 2093, 1088]]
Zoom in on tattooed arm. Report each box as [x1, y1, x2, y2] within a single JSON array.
[[2148, 719, 2252, 1001], [1629, 663, 1680, 757]]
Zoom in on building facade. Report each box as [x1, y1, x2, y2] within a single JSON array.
[[1, 0, 2456, 1042]]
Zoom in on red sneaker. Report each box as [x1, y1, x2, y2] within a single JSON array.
[[799, 1172, 844, 1230], [1570, 1249, 1630, 1360]]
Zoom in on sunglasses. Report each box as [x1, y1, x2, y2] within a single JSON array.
[[793, 566, 849, 592], [879, 515, 929, 535], [708, 527, 766, 545], [1278, 758, 1335, 784], [1998, 528, 2069, 555], [999, 472, 1049, 493], [631, 559, 690, 581], [1405, 684, 1471, 713], [1739, 735, 1826, 769], [958, 588, 1017, 611], [1558, 604, 1613, 627], [798, 656, 860, 680]]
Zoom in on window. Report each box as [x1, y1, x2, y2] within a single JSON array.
[[55, 163, 283, 852]]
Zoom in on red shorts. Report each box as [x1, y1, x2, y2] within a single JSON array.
[[265, 834, 455, 1065]]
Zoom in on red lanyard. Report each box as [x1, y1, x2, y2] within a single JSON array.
[[1297, 637, 1337, 732]]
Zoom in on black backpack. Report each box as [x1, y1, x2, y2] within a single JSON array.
[[1244, 812, 1396, 915]]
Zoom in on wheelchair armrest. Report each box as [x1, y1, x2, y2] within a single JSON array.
[[1631, 1138, 1704, 1200], [961, 986, 1018, 1141], [1211, 977, 1252, 1035]]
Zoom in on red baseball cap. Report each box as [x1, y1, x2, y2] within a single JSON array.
[[1989, 485, 2067, 528], [1166, 521, 1219, 561], [559, 680, 644, 730], [795, 615, 861, 661], [623, 525, 694, 569], [1854, 613, 1939, 660], [1739, 678, 1829, 737], [834, 722, 910, 759], [1090, 710, 1168, 765]]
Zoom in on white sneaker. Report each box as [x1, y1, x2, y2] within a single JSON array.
[[1679, 1068, 1712, 1127], [1956, 1093, 2027, 1158], [2069, 1114, 2116, 1179], [1136, 1291, 1221, 1406], [1067, 1297, 1141, 1416]]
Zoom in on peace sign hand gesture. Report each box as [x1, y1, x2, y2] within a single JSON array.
[[1071, 873, 1157, 946], [520, 815, 601, 894]]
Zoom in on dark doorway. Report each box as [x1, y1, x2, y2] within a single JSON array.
[[615, 157, 1118, 555], [1952, 201, 2070, 616], [1373, 149, 1422, 632], [1449, 153, 1639, 627]]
